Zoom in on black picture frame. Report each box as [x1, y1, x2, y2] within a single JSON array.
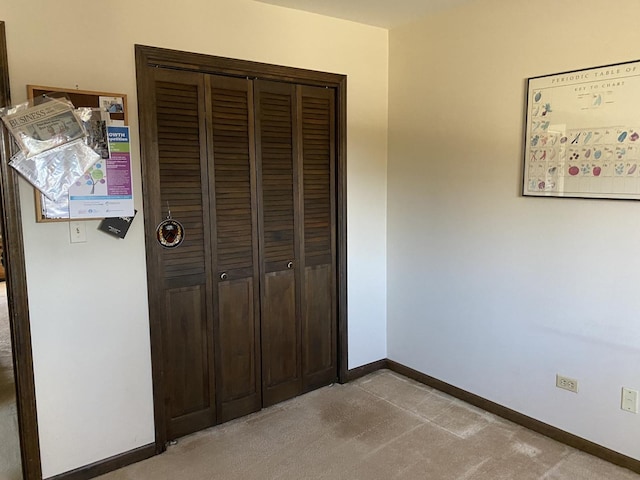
[[523, 59, 640, 200]]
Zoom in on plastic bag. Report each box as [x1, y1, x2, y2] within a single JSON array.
[[10, 139, 100, 201], [0, 97, 86, 158]]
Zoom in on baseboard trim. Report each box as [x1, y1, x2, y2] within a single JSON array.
[[344, 359, 388, 382], [45, 443, 156, 480], [385, 359, 640, 475], [44, 359, 640, 478], [45, 361, 385, 480]]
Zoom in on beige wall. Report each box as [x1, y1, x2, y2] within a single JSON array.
[[388, 0, 640, 461], [0, 1, 389, 476]]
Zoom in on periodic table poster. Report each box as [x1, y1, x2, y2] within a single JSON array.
[[523, 60, 640, 200]]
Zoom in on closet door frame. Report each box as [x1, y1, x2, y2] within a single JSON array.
[[0, 20, 42, 479], [135, 45, 348, 452]]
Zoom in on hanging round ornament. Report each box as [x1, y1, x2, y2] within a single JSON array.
[[156, 207, 184, 249]]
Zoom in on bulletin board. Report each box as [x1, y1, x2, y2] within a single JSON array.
[[27, 85, 128, 222]]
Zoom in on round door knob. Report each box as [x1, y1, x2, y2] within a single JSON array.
[[220, 272, 228, 280], [287, 261, 293, 269]]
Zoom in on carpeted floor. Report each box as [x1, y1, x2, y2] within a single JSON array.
[[98, 370, 640, 480], [0, 280, 22, 480]]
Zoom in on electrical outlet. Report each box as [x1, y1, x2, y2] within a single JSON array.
[[622, 388, 638, 413], [556, 374, 578, 393]]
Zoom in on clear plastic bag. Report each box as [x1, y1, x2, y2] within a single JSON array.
[[9, 139, 100, 202], [40, 195, 70, 220], [0, 97, 87, 158]]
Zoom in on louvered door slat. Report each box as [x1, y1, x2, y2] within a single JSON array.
[[258, 89, 296, 266], [156, 80, 206, 280], [302, 95, 332, 265]]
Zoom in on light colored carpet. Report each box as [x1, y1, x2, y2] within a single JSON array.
[[98, 370, 640, 479], [0, 280, 22, 480]]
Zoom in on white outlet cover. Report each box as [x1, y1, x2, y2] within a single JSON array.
[[622, 388, 638, 413], [556, 374, 578, 393]]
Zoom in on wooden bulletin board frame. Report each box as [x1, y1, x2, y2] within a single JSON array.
[[26, 85, 128, 222]]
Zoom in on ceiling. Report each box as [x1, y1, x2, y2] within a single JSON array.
[[252, 0, 472, 29]]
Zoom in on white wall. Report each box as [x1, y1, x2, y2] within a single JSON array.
[[0, 1, 388, 476], [388, 0, 640, 461]]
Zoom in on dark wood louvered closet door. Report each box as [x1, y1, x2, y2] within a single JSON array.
[[254, 81, 337, 406], [299, 85, 337, 392], [142, 58, 339, 442], [207, 75, 262, 422], [254, 80, 303, 406], [151, 69, 217, 439]]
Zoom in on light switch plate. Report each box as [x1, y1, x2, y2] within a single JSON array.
[[69, 222, 87, 243]]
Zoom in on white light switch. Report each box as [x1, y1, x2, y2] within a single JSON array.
[[622, 388, 638, 413], [69, 222, 87, 243]]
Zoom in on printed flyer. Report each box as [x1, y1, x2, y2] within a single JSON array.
[[69, 126, 134, 218]]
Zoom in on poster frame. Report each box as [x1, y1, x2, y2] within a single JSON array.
[[523, 59, 640, 201]]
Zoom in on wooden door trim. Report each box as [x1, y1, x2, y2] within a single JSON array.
[[134, 50, 167, 453], [136, 45, 344, 88], [135, 45, 349, 450], [336, 75, 348, 383], [0, 20, 42, 480]]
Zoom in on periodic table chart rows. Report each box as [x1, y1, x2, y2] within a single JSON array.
[[524, 61, 640, 198]]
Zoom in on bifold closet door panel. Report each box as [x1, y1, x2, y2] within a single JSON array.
[[151, 68, 216, 438], [299, 86, 337, 390], [254, 80, 303, 406], [208, 75, 262, 422]]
